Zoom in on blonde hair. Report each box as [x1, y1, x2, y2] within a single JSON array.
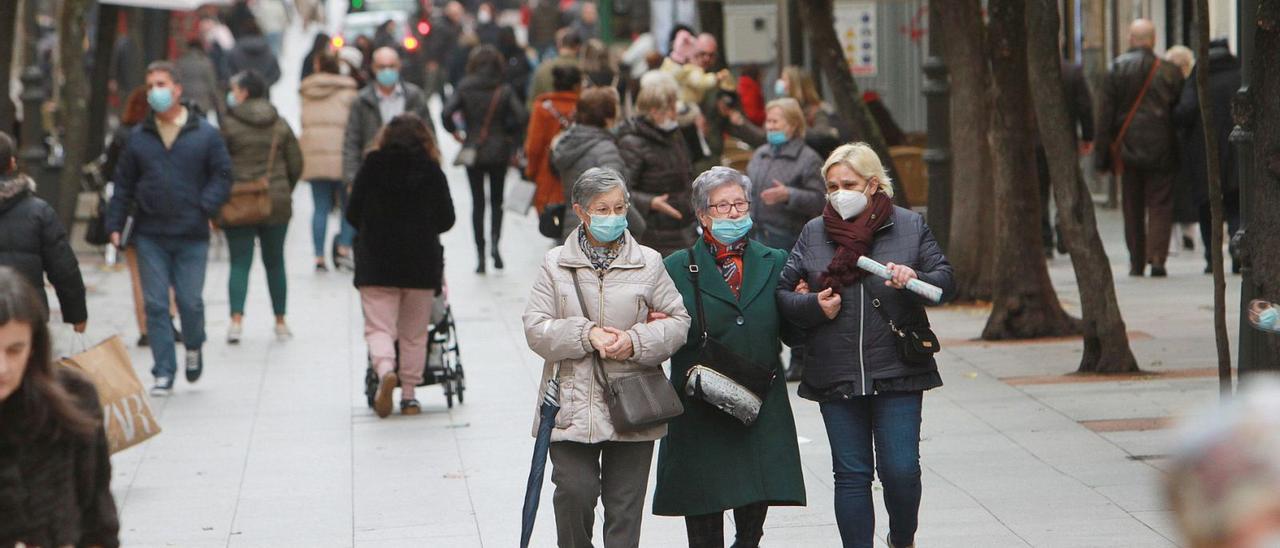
[[782, 66, 823, 109], [765, 97, 806, 136], [635, 71, 678, 115], [1165, 45, 1195, 76], [821, 143, 895, 198]]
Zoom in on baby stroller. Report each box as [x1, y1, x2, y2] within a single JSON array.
[[363, 288, 466, 409]]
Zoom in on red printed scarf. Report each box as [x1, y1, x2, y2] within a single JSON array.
[[703, 230, 747, 298], [820, 193, 893, 291]]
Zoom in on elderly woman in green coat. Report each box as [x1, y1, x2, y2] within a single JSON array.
[[653, 167, 806, 548]]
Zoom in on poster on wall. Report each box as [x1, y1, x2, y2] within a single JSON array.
[[834, 1, 877, 76]]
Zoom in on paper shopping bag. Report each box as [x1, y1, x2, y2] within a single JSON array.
[[61, 335, 161, 454]]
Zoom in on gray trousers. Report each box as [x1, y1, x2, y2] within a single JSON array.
[[549, 440, 656, 548]]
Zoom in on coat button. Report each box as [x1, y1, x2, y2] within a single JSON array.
[[735, 316, 745, 326]]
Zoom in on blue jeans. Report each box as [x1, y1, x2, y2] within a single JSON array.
[[310, 179, 355, 259], [135, 234, 209, 379], [819, 392, 924, 548]]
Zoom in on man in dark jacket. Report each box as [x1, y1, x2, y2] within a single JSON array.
[[1095, 19, 1184, 277], [425, 1, 465, 98], [227, 21, 281, 88], [1173, 39, 1242, 274], [342, 47, 436, 185], [1037, 59, 1094, 257], [0, 133, 87, 332], [106, 62, 232, 395]]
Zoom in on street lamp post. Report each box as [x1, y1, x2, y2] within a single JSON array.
[[922, 2, 951, 251], [1233, 0, 1269, 374]]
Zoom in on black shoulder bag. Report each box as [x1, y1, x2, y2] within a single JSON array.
[[866, 283, 941, 365], [683, 248, 776, 426], [567, 267, 683, 433]]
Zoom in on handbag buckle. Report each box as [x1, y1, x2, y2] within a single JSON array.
[[689, 264, 700, 273]]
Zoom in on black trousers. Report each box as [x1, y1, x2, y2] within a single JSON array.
[[685, 502, 769, 548], [466, 164, 507, 254], [1198, 191, 1241, 268]]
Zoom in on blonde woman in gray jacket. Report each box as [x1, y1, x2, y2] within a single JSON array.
[[523, 167, 691, 548]]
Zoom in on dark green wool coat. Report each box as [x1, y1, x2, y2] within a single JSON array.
[[652, 238, 806, 517]]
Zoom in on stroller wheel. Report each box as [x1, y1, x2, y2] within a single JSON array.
[[363, 366, 377, 408], [456, 377, 465, 404]]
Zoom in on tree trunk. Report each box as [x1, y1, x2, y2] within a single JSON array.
[[1243, 0, 1280, 371], [1026, 0, 1138, 372], [981, 0, 1079, 340], [57, 0, 94, 229], [797, 0, 909, 207], [936, 0, 995, 302]]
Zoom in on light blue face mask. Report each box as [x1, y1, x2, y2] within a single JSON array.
[[226, 91, 239, 109], [588, 214, 627, 243], [773, 79, 786, 97], [147, 87, 174, 113], [1258, 307, 1279, 332], [710, 216, 753, 244], [766, 130, 788, 146], [376, 68, 400, 87]]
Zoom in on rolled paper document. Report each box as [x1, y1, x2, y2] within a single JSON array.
[[856, 256, 943, 304]]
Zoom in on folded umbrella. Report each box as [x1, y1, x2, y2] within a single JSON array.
[[520, 366, 560, 548]]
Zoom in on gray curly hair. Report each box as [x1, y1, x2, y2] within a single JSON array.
[[690, 167, 753, 215]]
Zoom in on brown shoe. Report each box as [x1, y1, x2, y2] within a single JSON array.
[[374, 372, 398, 418], [400, 399, 421, 415]]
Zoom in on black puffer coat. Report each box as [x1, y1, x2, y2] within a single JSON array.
[[777, 207, 954, 400], [346, 146, 456, 290], [441, 74, 527, 168], [0, 174, 87, 324], [1095, 47, 1184, 172], [616, 116, 695, 256], [1173, 41, 1241, 204]]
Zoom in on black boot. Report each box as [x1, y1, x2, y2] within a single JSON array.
[[475, 244, 486, 274], [785, 347, 805, 382]]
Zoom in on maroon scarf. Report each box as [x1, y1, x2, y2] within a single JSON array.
[[703, 230, 747, 297], [820, 192, 893, 291]]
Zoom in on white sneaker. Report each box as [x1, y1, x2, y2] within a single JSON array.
[[275, 324, 293, 341], [150, 376, 174, 396], [227, 323, 242, 345]]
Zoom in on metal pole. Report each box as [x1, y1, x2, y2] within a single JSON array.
[[922, 1, 951, 252], [1233, 0, 1265, 375]]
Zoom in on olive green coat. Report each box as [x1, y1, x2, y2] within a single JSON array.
[[221, 98, 304, 226], [652, 238, 806, 516]]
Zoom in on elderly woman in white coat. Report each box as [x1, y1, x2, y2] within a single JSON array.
[[524, 167, 692, 548]]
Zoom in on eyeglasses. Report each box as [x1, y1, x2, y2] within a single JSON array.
[[587, 204, 629, 216], [708, 201, 750, 215]]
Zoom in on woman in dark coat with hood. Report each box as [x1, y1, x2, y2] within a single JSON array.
[[220, 70, 303, 344], [347, 114, 455, 418], [617, 71, 696, 257], [442, 45, 527, 274]]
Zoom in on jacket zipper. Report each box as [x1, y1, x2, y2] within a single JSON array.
[[859, 285, 867, 396]]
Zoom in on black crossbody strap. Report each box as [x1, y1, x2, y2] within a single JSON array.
[[686, 247, 708, 342], [567, 267, 613, 389]]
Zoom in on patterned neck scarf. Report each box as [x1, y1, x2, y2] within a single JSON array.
[[578, 228, 622, 272], [703, 230, 747, 298]]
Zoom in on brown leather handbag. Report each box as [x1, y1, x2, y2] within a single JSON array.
[[568, 267, 683, 433], [218, 132, 278, 227]]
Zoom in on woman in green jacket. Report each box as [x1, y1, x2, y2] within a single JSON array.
[[654, 167, 805, 548], [220, 69, 303, 343]]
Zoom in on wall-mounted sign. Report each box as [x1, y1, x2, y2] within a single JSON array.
[[834, 1, 877, 77]]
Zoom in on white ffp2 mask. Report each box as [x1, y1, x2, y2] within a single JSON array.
[[829, 190, 868, 220]]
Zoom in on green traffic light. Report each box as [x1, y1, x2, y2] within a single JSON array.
[[352, 0, 363, 8]]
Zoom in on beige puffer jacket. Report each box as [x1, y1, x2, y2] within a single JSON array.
[[298, 73, 358, 181], [523, 228, 691, 443]]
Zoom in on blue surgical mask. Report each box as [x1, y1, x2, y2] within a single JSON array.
[[587, 214, 627, 243], [225, 91, 238, 109], [774, 79, 787, 97], [376, 68, 400, 87], [766, 130, 788, 146], [1259, 307, 1279, 332], [710, 216, 753, 244], [147, 87, 174, 113]]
